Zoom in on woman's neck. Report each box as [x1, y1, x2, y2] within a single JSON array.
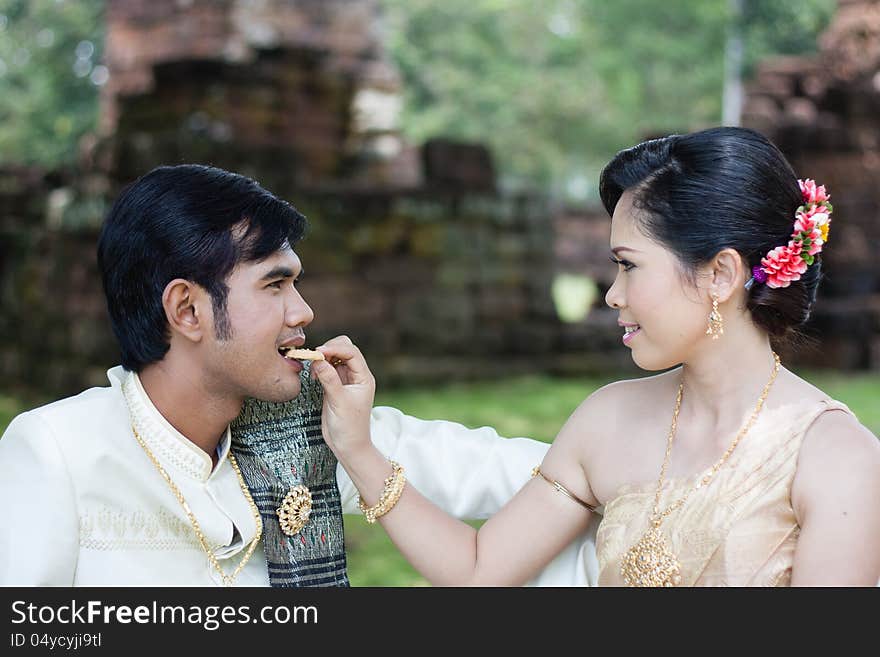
[[677, 317, 779, 430]]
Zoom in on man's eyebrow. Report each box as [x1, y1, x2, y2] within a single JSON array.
[[610, 247, 640, 256], [259, 266, 302, 281]]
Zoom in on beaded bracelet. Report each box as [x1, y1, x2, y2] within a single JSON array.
[[358, 460, 406, 524]]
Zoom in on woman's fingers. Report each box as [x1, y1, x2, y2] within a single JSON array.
[[310, 359, 343, 396], [315, 336, 374, 387]]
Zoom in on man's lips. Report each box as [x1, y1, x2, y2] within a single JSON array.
[[277, 335, 306, 371], [278, 348, 304, 372], [278, 335, 306, 350], [277, 334, 306, 357]]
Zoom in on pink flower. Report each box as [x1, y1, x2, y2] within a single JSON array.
[[761, 244, 808, 288], [804, 229, 823, 255], [794, 211, 816, 233], [792, 214, 824, 256], [799, 179, 829, 204], [810, 209, 830, 227]]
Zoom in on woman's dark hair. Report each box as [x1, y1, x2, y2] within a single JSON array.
[[97, 164, 307, 371], [599, 126, 819, 340]]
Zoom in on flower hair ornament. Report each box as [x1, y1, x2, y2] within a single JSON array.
[[745, 179, 833, 290]]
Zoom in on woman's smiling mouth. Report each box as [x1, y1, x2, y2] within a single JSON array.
[[620, 323, 641, 345]]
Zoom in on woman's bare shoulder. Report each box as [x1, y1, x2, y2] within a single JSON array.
[[545, 369, 681, 506], [797, 407, 879, 480], [557, 369, 680, 445], [775, 368, 836, 406], [790, 371, 879, 499], [583, 369, 678, 413], [791, 404, 880, 557]]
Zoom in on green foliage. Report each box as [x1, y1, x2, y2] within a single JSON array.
[[0, 0, 104, 166], [381, 0, 835, 198], [0, 0, 837, 184], [741, 0, 837, 75], [0, 394, 22, 433]]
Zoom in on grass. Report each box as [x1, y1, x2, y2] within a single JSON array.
[[2, 369, 878, 586], [0, 395, 23, 434], [373, 374, 623, 444]]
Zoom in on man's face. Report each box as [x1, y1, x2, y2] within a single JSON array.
[[202, 244, 314, 403]]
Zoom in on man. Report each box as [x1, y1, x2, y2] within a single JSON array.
[[0, 164, 595, 586]]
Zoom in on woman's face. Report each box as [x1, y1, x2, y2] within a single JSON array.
[[604, 190, 710, 370]]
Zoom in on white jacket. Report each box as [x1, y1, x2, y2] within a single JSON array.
[[0, 367, 597, 586]]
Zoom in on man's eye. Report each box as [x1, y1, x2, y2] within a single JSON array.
[[267, 281, 283, 289]]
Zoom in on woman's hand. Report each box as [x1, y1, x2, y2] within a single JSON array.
[[310, 336, 376, 461]]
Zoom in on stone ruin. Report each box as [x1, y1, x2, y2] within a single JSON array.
[[1, 0, 878, 400], [1, 0, 613, 400], [97, 0, 410, 190], [742, 0, 880, 368]]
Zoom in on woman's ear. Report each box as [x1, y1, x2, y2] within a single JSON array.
[[710, 248, 746, 303], [162, 278, 206, 343]]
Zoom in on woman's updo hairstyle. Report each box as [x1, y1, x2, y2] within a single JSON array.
[[599, 126, 820, 340]]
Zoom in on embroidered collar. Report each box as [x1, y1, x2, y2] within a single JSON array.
[[113, 367, 231, 482]]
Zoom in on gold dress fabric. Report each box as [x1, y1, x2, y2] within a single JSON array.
[[596, 399, 851, 586]]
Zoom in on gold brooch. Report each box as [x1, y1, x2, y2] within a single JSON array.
[[276, 484, 313, 536]]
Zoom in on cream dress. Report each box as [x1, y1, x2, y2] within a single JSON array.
[[596, 399, 851, 586]]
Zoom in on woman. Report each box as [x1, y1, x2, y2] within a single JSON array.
[[312, 127, 880, 586]]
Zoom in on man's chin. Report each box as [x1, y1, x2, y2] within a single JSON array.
[[255, 378, 303, 404], [279, 379, 303, 402]]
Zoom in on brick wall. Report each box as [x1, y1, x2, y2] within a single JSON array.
[[742, 0, 880, 368]]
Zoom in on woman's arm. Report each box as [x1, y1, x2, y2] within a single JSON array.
[[790, 410, 880, 586], [337, 407, 551, 519], [313, 336, 598, 586]]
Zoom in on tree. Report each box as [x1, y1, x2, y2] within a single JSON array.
[[381, 0, 835, 199], [0, 0, 835, 192], [724, 0, 838, 126], [0, 0, 105, 167]]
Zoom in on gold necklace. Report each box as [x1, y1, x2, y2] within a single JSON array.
[[132, 426, 263, 586], [620, 352, 781, 587]]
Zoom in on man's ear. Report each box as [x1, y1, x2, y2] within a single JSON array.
[[709, 248, 746, 304], [162, 279, 207, 343]]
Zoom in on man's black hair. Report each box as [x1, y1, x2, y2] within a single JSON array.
[[97, 164, 307, 371]]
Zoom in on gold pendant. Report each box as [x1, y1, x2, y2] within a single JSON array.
[[620, 524, 683, 587], [276, 484, 313, 536]]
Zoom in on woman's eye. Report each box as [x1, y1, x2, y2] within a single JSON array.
[[609, 256, 635, 271]]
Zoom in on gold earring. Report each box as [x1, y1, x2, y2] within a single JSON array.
[[706, 294, 723, 340]]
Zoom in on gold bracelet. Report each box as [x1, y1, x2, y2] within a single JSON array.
[[531, 466, 596, 512], [358, 460, 406, 524]]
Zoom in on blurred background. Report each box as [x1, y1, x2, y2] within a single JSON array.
[[0, 0, 878, 585]]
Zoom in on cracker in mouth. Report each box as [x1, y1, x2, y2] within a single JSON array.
[[278, 346, 325, 361]]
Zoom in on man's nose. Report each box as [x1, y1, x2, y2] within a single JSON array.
[[286, 287, 314, 326]]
